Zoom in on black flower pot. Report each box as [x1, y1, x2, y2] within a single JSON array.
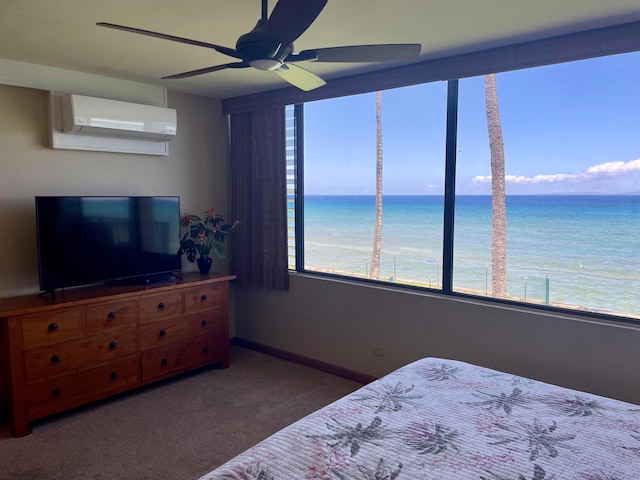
[[197, 257, 212, 275]]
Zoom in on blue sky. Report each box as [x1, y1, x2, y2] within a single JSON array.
[[304, 51, 640, 195]]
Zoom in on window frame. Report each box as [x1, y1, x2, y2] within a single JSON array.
[[225, 20, 640, 325], [290, 65, 639, 326]]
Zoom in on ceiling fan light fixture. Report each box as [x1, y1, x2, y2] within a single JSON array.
[[249, 58, 282, 71]]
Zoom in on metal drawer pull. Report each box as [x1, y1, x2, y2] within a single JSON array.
[[107, 311, 116, 320], [52, 387, 61, 397], [160, 358, 168, 367], [48, 322, 58, 332], [202, 346, 209, 354], [109, 341, 117, 350], [158, 302, 165, 310], [200, 294, 207, 301], [158, 329, 166, 338], [201, 319, 207, 327], [50, 354, 60, 363], [109, 371, 118, 380]]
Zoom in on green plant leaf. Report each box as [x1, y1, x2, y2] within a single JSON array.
[[213, 242, 226, 259]]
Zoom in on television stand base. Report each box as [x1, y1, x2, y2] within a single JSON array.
[[38, 289, 56, 300], [141, 273, 177, 285]]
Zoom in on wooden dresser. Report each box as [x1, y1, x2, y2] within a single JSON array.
[[0, 272, 234, 437]]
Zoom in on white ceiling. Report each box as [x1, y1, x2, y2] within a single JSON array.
[[2, 0, 640, 100]]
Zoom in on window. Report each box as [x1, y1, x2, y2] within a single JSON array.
[[454, 54, 640, 318], [286, 104, 297, 270], [302, 84, 448, 287], [288, 50, 640, 322]]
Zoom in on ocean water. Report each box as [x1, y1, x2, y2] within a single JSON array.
[[303, 195, 640, 318]]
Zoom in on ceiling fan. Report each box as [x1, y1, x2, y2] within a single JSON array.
[[97, 0, 421, 91]]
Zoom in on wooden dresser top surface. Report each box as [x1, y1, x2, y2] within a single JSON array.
[[0, 272, 236, 317]]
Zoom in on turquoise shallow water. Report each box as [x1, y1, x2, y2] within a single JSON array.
[[303, 195, 640, 318]]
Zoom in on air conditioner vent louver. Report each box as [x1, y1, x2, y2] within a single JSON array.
[[60, 94, 177, 142]]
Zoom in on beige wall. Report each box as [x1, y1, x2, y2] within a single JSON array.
[[235, 274, 640, 405], [0, 83, 230, 297]]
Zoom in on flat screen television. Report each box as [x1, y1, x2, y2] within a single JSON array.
[[36, 196, 181, 293]]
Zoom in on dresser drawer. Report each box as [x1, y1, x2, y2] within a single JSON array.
[[139, 291, 182, 324], [20, 308, 84, 348], [85, 299, 137, 335], [24, 332, 138, 384], [141, 333, 225, 382], [184, 283, 223, 313], [139, 310, 223, 351], [25, 354, 140, 420]]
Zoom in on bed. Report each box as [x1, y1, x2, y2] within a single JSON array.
[[200, 357, 640, 479]]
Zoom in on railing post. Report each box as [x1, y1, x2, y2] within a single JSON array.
[[393, 255, 397, 281], [485, 265, 488, 295], [545, 272, 550, 305]]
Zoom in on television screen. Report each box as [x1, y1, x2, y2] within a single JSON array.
[[36, 196, 181, 292]]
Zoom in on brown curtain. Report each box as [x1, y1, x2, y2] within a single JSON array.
[[229, 107, 289, 290]]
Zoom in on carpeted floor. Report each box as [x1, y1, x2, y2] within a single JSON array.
[[0, 346, 362, 480]]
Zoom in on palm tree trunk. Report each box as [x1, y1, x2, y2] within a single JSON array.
[[484, 74, 507, 298], [370, 91, 383, 279]]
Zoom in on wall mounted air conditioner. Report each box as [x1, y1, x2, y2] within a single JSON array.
[[60, 94, 177, 141]]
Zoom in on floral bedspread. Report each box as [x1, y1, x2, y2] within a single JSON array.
[[199, 358, 640, 479]]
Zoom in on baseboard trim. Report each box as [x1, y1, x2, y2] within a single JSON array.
[[231, 337, 378, 385]]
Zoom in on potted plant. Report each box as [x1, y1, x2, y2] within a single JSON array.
[[178, 208, 239, 274]]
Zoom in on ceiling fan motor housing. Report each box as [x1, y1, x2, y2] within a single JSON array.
[[236, 20, 292, 64]]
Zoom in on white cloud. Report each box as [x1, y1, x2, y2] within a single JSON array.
[[472, 158, 640, 184], [472, 175, 491, 183], [506, 174, 533, 184], [585, 159, 640, 176]]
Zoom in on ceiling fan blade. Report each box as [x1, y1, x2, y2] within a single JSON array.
[[162, 62, 250, 80], [96, 22, 243, 60], [302, 44, 421, 63], [274, 63, 326, 91], [264, 0, 327, 47]]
